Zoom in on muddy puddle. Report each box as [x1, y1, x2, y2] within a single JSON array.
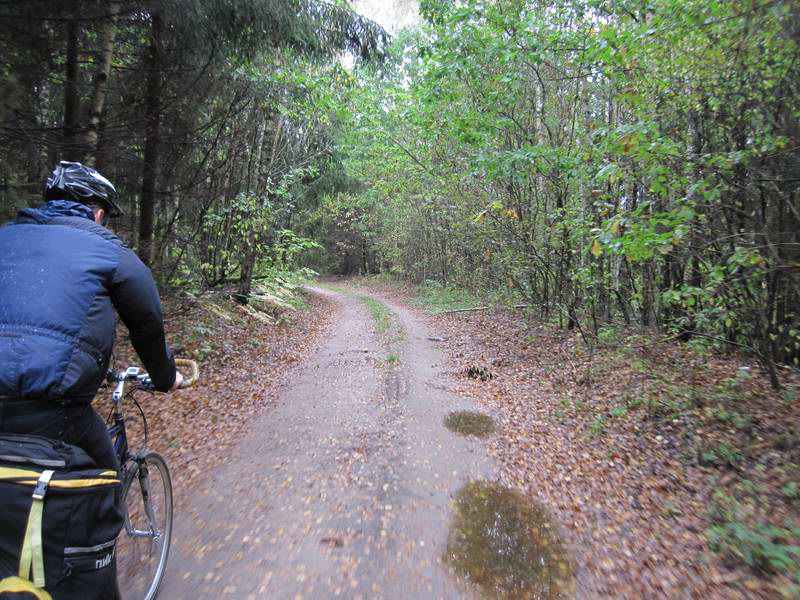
[[444, 410, 495, 438], [445, 481, 574, 599]]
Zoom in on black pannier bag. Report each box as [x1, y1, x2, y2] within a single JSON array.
[[0, 434, 123, 599]]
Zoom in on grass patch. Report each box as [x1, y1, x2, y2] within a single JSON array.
[[609, 406, 628, 418], [319, 281, 403, 347], [361, 297, 392, 335], [783, 483, 799, 500], [359, 296, 404, 356], [624, 395, 643, 410], [596, 325, 620, 346], [314, 281, 352, 296]]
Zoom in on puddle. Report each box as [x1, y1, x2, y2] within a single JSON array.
[[444, 411, 495, 438], [445, 482, 574, 599]]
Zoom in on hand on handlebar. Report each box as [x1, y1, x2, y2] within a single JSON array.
[[173, 358, 199, 388], [172, 371, 184, 390]]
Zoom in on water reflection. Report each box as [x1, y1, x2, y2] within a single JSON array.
[[445, 482, 574, 599], [444, 411, 496, 438]]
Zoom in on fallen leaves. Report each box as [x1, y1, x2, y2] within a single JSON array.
[[427, 308, 800, 599]]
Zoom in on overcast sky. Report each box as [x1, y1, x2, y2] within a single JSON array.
[[352, 0, 420, 34]]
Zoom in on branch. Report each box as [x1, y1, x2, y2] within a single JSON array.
[[442, 304, 532, 314], [383, 132, 434, 175]]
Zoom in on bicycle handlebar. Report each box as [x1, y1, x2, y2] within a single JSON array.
[[107, 358, 200, 396], [175, 358, 199, 388]]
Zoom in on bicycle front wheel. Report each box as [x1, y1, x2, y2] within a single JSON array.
[[115, 451, 173, 600]]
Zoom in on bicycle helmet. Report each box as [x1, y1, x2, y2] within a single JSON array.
[[44, 161, 124, 217]]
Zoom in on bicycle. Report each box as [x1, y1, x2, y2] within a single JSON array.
[[106, 358, 199, 600]]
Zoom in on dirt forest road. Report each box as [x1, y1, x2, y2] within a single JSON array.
[[160, 287, 496, 599]]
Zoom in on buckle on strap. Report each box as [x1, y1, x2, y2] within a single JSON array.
[[19, 470, 54, 587], [32, 471, 53, 500]]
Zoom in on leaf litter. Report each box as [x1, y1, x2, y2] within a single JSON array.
[[352, 277, 800, 600]]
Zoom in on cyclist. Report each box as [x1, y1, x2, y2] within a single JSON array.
[[0, 161, 183, 470]]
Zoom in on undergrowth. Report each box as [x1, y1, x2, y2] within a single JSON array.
[[412, 282, 482, 314], [708, 488, 800, 594]]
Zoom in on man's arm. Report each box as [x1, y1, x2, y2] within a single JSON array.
[[110, 248, 176, 391]]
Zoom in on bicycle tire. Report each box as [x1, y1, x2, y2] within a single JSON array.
[[115, 451, 173, 600]]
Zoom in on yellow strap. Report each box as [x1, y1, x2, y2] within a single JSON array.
[[0, 466, 119, 488], [2, 478, 119, 488], [18, 470, 53, 588], [0, 576, 53, 599], [48, 477, 119, 489], [0, 466, 42, 480], [0, 466, 117, 479]]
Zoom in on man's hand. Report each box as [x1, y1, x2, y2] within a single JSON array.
[[171, 370, 184, 390]]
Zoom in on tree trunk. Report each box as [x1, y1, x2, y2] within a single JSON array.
[[21, 70, 44, 184], [83, 1, 118, 166], [139, 11, 163, 267], [237, 116, 283, 299], [237, 248, 257, 302], [63, 6, 80, 158]]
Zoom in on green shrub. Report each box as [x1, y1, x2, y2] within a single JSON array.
[[624, 394, 643, 410], [708, 522, 800, 576], [610, 406, 627, 418], [412, 282, 482, 314], [783, 483, 799, 500], [589, 414, 606, 436], [701, 443, 743, 468], [596, 325, 619, 345]]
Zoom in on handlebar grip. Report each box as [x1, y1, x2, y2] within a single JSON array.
[[175, 358, 199, 388]]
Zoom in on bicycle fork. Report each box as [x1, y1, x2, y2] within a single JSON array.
[[127, 459, 162, 545]]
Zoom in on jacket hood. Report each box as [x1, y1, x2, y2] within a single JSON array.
[[17, 200, 95, 224]]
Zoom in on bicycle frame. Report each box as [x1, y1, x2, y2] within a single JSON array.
[[106, 368, 160, 541], [106, 366, 142, 468], [108, 409, 129, 466]]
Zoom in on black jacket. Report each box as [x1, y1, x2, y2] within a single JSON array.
[[0, 201, 175, 400]]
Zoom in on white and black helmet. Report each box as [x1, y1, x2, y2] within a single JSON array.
[[44, 161, 124, 217]]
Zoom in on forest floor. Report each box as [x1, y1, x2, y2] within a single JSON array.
[[110, 279, 799, 599], [348, 276, 800, 600]]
